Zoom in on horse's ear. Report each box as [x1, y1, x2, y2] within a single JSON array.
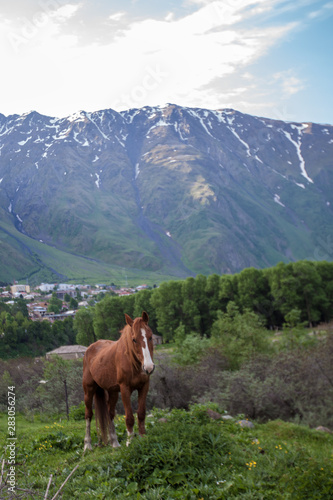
[[125, 314, 133, 326], [142, 311, 149, 324]]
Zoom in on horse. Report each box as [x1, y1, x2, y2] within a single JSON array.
[[82, 311, 155, 451]]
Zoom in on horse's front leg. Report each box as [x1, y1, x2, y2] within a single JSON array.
[[120, 384, 135, 446], [137, 382, 149, 436]]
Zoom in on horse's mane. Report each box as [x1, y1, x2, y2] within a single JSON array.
[[119, 322, 141, 371]]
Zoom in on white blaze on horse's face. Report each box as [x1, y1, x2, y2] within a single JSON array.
[[141, 328, 155, 374]]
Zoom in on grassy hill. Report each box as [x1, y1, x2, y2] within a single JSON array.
[[1, 405, 332, 499], [0, 220, 178, 286]]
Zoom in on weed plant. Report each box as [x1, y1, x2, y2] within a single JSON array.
[[0, 404, 332, 499]]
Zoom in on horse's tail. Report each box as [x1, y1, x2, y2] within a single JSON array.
[[94, 386, 109, 445]]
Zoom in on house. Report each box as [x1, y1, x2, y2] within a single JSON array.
[[28, 302, 49, 319], [44, 310, 77, 322], [46, 345, 87, 360], [39, 283, 56, 293], [136, 284, 148, 291], [78, 300, 89, 308], [56, 289, 77, 300], [11, 284, 30, 294]]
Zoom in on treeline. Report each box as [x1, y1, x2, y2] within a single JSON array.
[[1, 260, 332, 359], [75, 260, 333, 345], [0, 299, 76, 359]]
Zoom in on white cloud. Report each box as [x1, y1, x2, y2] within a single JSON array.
[[0, 0, 306, 117], [308, 1, 333, 20], [164, 12, 174, 22], [109, 12, 126, 22], [274, 71, 306, 97], [52, 4, 81, 21]]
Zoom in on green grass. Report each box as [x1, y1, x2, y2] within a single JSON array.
[[0, 220, 178, 286], [1, 405, 332, 499]]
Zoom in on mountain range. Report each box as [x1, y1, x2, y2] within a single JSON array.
[[0, 104, 332, 284]]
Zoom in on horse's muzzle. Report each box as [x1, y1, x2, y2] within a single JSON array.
[[143, 363, 155, 375]]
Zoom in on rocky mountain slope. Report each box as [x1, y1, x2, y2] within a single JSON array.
[[0, 104, 332, 282]]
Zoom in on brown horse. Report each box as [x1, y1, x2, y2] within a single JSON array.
[[82, 311, 155, 451]]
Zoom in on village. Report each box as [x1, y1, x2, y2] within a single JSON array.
[[0, 282, 150, 323]]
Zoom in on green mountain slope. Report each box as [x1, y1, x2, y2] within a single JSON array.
[[0, 105, 332, 282]]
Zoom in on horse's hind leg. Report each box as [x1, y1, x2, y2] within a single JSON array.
[[84, 416, 92, 452], [108, 390, 120, 448]]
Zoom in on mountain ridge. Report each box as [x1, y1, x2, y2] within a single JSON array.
[[0, 104, 332, 283]]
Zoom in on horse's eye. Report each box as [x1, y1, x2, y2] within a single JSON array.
[[132, 338, 137, 343], [149, 337, 153, 342]]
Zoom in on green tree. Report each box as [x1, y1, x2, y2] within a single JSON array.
[[74, 308, 96, 346], [51, 317, 75, 347], [174, 332, 210, 365], [133, 289, 157, 332], [267, 261, 327, 326], [69, 297, 78, 310], [219, 274, 238, 312], [315, 261, 333, 322], [93, 294, 135, 340], [10, 299, 29, 318], [279, 308, 311, 350], [211, 302, 270, 369], [150, 280, 183, 342], [181, 277, 202, 335], [47, 292, 63, 314], [292, 261, 327, 326], [237, 267, 274, 326], [205, 273, 222, 326]]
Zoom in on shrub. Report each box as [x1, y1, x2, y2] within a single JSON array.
[[69, 401, 86, 421], [201, 336, 333, 428]]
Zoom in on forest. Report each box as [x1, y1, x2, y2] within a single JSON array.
[[75, 259, 333, 345], [0, 260, 333, 360]]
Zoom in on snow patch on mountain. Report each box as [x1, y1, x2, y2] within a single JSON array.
[[186, 109, 214, 138], [211, 110, 227, 124], [146, 119, 171, 137], [86, 112, 111, 141], [115, 135, 125, 147], [274, 194, 285, 207], [283, 125, 313, 183], [18, 137, 32, 146], [67, 111, 87, 123], [122, 109, 140, 124], [228, 125, 251, 157]]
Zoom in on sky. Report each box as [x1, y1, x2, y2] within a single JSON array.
[[0, 0, 332, 124]]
